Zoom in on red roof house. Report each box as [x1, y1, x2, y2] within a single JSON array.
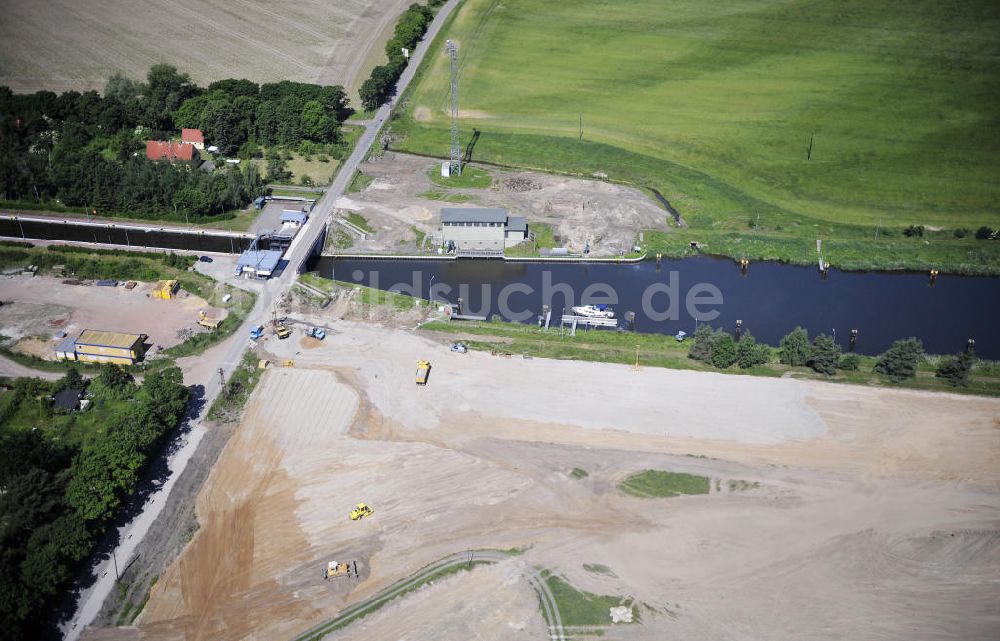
[[145, 141, 199, 163], [181, 128, 205, 149]]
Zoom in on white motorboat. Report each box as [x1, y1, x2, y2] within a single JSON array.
[[571, 304, 615, 319]]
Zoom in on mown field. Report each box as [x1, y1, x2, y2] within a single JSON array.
[[394, 0, 1000, 273]]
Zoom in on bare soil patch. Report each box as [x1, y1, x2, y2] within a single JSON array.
[[0, 276, 208, 353], [335, 152, 669, 255], [113, 315, 1000, 641]]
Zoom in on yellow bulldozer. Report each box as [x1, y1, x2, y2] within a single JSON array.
[[349, 503, 373, 521], [324, 560, 352, 579]]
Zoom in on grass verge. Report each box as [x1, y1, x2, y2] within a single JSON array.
[[207, 350, 265, 423], [618, 470, 711, 498], [428, 165, 492, 189], [541, 570, 637, 626], [417, 319, 1000, 396]]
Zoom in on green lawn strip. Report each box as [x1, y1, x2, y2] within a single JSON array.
[[411, 225, 427, 248], [345, 212, 375, 233], [619, 470, 711, 498], [416, 189, 473, 203], [427, 165, 492, 189], [505, 222, 556, 256], [347, 171, 376, 194], [541, 570, 637, 627], [207, 350, 265, 422], [296, 559, 493, 641], [417, 320, 1000, 396]]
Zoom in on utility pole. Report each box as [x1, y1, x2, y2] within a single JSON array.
[[446, 40, 461, 176], [579, 113, 583, 140], [217, 368, 226, 395]]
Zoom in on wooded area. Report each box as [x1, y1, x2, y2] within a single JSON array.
[[0, 365, 190, 640], [0, 65, 352, 220]]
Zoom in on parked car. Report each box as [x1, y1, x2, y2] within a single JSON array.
[[450, 342, 468, 353]]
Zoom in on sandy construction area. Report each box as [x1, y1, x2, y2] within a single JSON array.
[[0, 276, 208, 352], [336, 152, 669, 255], [108, 319, 1000, 641], [0, 0, 414, 99]]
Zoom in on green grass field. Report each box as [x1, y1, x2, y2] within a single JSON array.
[[395, 0, 1000, 272], [618, 470, 711, 498]]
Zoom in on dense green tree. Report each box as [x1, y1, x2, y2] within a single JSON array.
[[711, 333, 738, 368], [874, 338, 924, 382], [688, 324, 719, 362], [807, 334, 841, 375], [779, 326, 811, 366], [736, 332, 770, 369]]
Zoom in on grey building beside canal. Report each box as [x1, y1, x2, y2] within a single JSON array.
[[440, 207, 528, 256]]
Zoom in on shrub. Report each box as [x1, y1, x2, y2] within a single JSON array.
[[839, 354, 860, 371], [975, 226, 996, 240], [903, 225, 925, 237], [736, 333, 770, 369], [711, 334, 738, 369], [688, 324, 720, 362], [807, 334, 841, 375], [874, 338, 924, 382], [778, 327, 811, 366], [953, 228, 969, 239], [935, 352, 974, 386]]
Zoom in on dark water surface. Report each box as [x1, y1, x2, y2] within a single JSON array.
[[0, 217, 258, 253], [311, 255, 1000, 359]]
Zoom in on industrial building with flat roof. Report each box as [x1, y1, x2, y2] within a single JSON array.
[[55, 330, 147, 365], [235, 249, 283, 279], [440, 207, 528, 255]]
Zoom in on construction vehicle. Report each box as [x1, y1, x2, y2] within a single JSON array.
[[324, 561, 352, 580], [152, 279, 179, 299], [249, 325, 264, 340], [275, 324, 291, 339], [415, 360, 431, 385], [197, 310, 222, 329], [349, 503, 373, 521], [307, 327, 326, 340], [258, 359, 270, 370]]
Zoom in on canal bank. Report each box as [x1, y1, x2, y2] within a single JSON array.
[[0, 215, 272, 254], [308, 255, 1000, 360]]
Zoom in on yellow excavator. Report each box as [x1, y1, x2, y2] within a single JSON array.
[[349, 503, 373, 521]]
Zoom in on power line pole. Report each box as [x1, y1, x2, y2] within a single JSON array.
[[446, 40, 461, 176]]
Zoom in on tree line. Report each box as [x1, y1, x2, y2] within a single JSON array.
[[0, 365, 189, 640], [359, 2, 439, 111], [689, 324, 977, 386], [0, 64, 352, 220]]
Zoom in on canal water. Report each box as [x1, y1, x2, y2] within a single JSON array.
[[0, 217, 260, 254], [310, 256, 1000, 359]]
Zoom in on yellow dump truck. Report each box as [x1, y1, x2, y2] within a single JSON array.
[[415, 360, 431, 385], [197, 311, 221, 329]]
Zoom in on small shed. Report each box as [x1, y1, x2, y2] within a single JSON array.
[[55, 335, 78, 361], [53, 388, 83, 411], [281, 210, 308, 227]]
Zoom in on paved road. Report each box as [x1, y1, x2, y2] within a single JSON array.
[[61, 1, 462, 638], [289, 550, 565, 641], [0, 354, 62, 380]]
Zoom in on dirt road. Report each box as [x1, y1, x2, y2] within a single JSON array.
[[114, 318, 1000, 641]]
